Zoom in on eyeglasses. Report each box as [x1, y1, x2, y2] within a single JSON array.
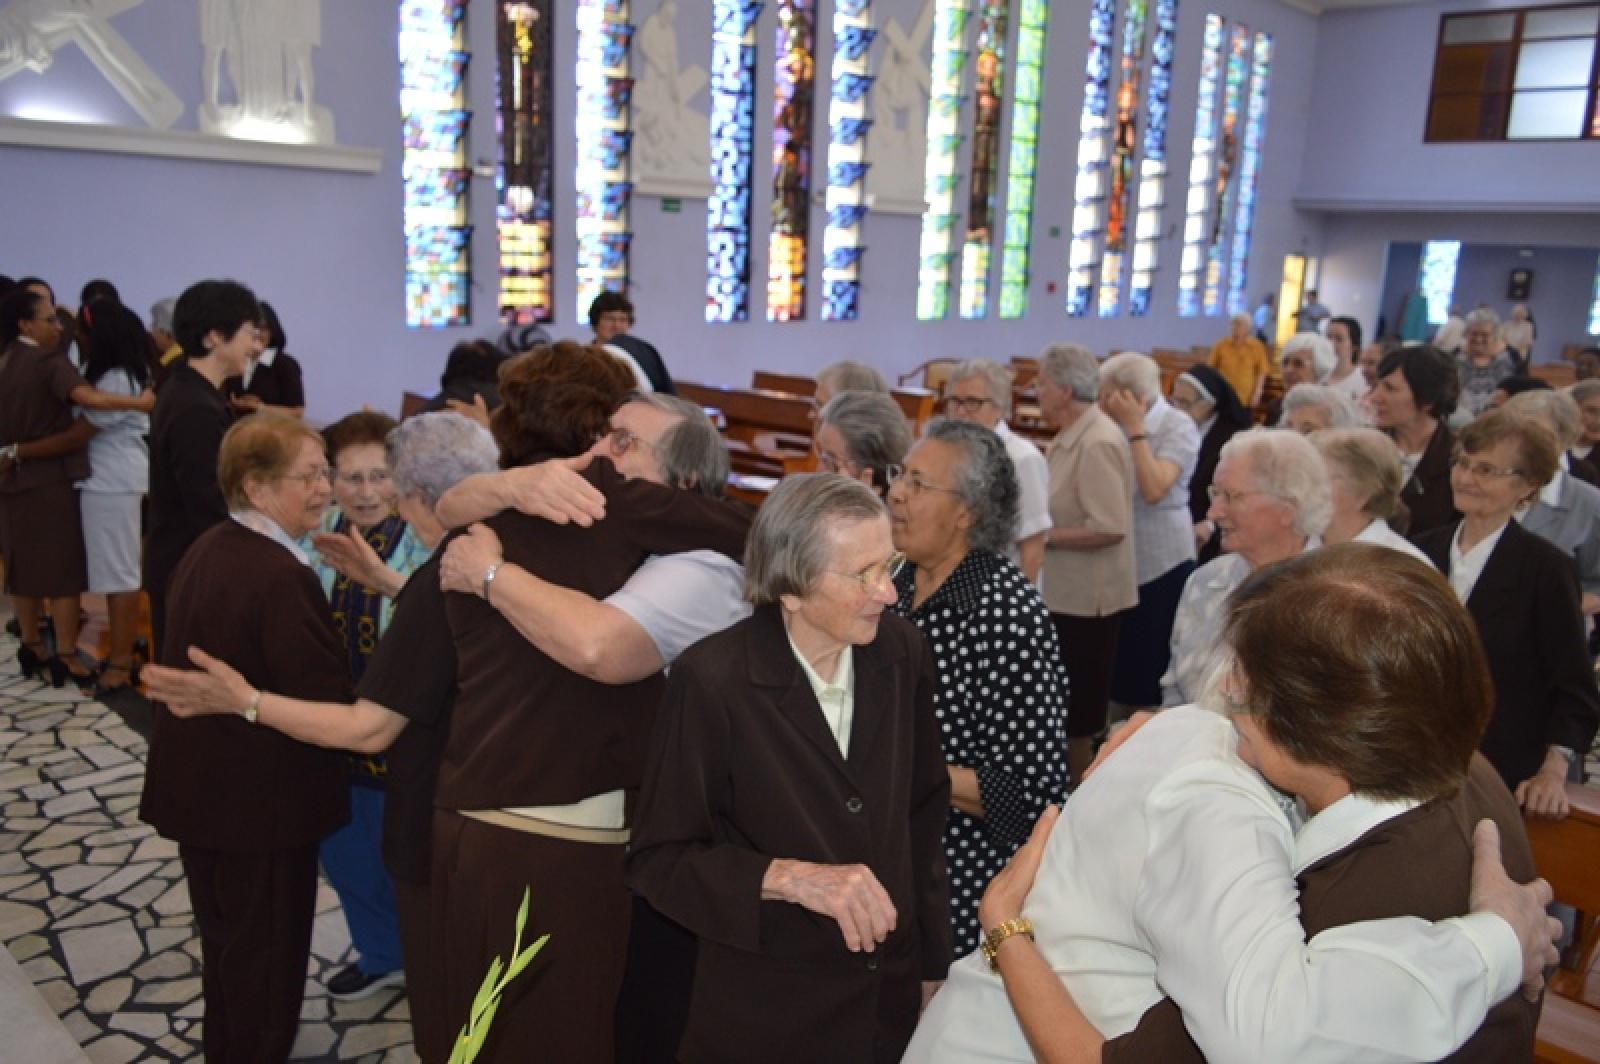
[[827, 552, 905, 594], [282, 466, 333, 487], [943, 396, 995, 413], [1451, 454, 1524, 480], [608, 428, 660, 457], [815, 448, 855, 474], [888, 467, 958, 497], [1206, 485, 1269, 506], [335, 469, 392, 489]]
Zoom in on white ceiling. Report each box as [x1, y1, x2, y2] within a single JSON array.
[[1279, 0, 1433, 15]]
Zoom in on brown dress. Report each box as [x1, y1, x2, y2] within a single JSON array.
[[1105, 755, 1540, 1062], [0, 339, 89, 596]]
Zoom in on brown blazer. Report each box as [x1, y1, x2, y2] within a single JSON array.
[[627, 605, 952, 1063], [0, 339, 90, 490], [140, 520, 354, 851], [1105, 755, 1539, 1063], [1401, 422, 1460, 543]]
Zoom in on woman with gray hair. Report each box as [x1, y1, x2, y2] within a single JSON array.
[[1458, 308, 1517, 421], [627, 473, 953, 1062], [1037, 343, 1136, 782], [1161, 428, 1332, 706], [887, 419, 1069, 953], [1571, 377, 1600, 470], [1502, 390, 1600, 615], [816, 389, 913, 497], [814, 358, 890, 407], [1279, 382, 1366, 435], [1099, 351, 1200, 713], [1312, 427, 1432, 565]]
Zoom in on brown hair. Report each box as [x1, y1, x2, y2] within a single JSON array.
[[1224, 543, 1493, 802], [322, 410, 398, 465], [491, 341, 635, 468], [1456, 406, 1559, 494], [218, 412, 324, 510]]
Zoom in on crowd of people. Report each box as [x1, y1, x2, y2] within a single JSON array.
[[0, 269, 1593, 1062]]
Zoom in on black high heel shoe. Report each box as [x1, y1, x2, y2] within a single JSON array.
[[58, 655, 96, 692], [92, 658, 139, 696], [16, 641, 49, 682]]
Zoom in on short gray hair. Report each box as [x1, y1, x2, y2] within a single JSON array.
[[947, 359, 1014, 417], [387, 411, 501, 506], [1313, 427, 1405, 522], [1504, 389, 1582, 449], [1280, 384, 1364, 429], [819, 390, 912, 482], [816, 360, 889, 397], [1465, 307, 1500, 330], [150, 297, 176, 334], [1218, 428, 1333, 539], [1099, 351, 1162, 403], [1570, 378, 1600, 405], [1282, 333, 1336, 382], [1039, 343, 1100, 401], [744, 474, 886, 605], [920, 419, 1019, 555]]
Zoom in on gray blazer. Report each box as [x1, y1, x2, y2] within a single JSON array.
[[1522, 471, 1600, 597]]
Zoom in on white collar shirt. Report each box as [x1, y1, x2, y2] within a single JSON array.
[[787, 636, 854, 758], [1449, 521, 1508, 604]]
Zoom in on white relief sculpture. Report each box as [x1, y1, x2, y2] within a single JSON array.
[[632, 0, 711, 198], [866, 0, 933, 215], [198, 0, 335, 145], [0, 0, 182, 128]]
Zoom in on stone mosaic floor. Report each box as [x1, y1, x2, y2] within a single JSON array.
[[0, 631, 419, 1063]]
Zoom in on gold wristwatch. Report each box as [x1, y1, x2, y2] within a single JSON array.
[[980, 916, 1034, 972]]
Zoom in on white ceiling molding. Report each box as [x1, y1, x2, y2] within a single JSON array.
[[1296, 195, 1600, 213], [0, 116, 382, 174]]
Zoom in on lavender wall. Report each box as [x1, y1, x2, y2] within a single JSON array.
[[1299, 0, 1600, 212], [1, 0, 1322, 422]]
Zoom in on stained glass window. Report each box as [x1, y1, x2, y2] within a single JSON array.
[[915, 0, 970, 321], [707, 0, 760, 324], [1177, 13, 1223, 318], [958, 0, 1009, 320], [400, 0, 471, 327], [1097, 0, 1149, 318], [1065, 0, 1115, 317], [1419, 240, 1462, 326], [1589, 254, 1600, 333], [1127, 0, 1176, 316], [575, 0, 633, 322], [1202, 25, 1249, 316], [769, 1, 817, 322], [820, 0, 874, 322], [495, 0, 554, 326], [997, 0, 1048, 320], [1225, 32, 1270, 316]]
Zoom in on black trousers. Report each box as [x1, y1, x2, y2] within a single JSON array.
[[180, 843, 319, 1064]]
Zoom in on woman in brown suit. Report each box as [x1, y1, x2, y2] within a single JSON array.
[[140, 413, 352, 1063], [628, 473, 953, 1062], [0, 286, 153, 687]]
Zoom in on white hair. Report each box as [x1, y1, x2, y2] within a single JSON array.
[[1280, 384, 1364, 429], [1099, 351, 1162, 403], [948, 359, 1014, 417], [1465, 307, 1500, 330], [1038, 344, 1100, 401], [1217, 428, 1333, 539], [1281, 332, 1336, 383]]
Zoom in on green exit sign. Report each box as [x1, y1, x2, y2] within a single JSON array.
[[662, 198, 682, 214]]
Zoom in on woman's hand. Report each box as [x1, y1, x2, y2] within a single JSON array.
[[979, 804, 1060, 930], [1514, 752, 1572, 819], [1192, 519, 1214, 552], [134, 388, 156, 413], [230, 393, 263, 413], [312, 527, 399, 595], [1101, 388, 1147, 437], [502, 455, 607, 526], [445, 393, 491, 428], [440, 523, 505, 597], [762, 859, 898, 953], [142, 647, 256, 718]]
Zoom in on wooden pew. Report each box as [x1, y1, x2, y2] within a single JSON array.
[[747, 371, 938, 427], [752, 370, 815, 397], [1529, 782, 1600, 1064], [899, 359, 959, 393], [677, 382, 815, 440], [1531, 362, 1577, 389]]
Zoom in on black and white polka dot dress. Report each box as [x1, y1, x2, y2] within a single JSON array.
[[894, 550, 1071, 956]]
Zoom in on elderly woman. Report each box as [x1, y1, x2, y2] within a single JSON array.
[[1571, 377, 1600, 469], [0, 286, 153, 688], [815, 389, 913, 497], [1369, 344, 1461, 542], [1576, 346, 1600, 384], [943, 359, 1051, 583], [1279, 382, 1365, 435], [1036, 345, 1135, 783], [887, 419, 1069, 953], [139, 413, 350, 1062], [1312, 427, 1432, 565], [1099, 352, 1199, 713], [1502, 390, 1600, 616], [628, 473, 952, 1063], [1457, 308, 1519, 421], [1162, 429, 1331, 706], [1414, 409, 1600, 819], [1325, 316, 1368, 398], [814, 358, 890, 408], [298, 410, 433, 1002], [1171, 366, 1251, 565], [906, 544, 1556, 1064], [1206, 312, 1271, 410], [1502, 304, 1535, 368]]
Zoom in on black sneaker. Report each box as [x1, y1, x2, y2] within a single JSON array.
[[325, 962, 406, 1001]]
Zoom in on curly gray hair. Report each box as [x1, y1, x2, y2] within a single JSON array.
[[387, 411, 501, 506], [1217, 428, 1333, 539], [919, 418, 1019, 555]]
